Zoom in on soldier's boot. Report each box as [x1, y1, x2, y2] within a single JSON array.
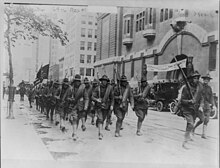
[[50, 110, 54, 121], [201, 125, 207, 139], [98, 123, 103, 140], [115, 121, 121, 137], [182, 131, 190, 149], [81, 118, 86, 131], [46, 109, 49, 120], [136, 120, 143, 136], [105, 120, 110, 131], [192, 120, 203, 136]]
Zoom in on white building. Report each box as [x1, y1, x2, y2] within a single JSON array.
[[65, 11, 98, 81]]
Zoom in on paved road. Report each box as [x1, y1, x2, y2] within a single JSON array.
[[2, 96, 219, 168]]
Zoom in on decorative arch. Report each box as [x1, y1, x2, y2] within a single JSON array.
[[157, 23, 208, 55]]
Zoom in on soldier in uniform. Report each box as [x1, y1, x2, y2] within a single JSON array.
[[46, 80, 60, 121], [114, 75, 134, 137], [19, 80, 26, 101], [104, 79, 116, 131], [69, 74, 89, 140], [133, 77, 151, 136], [35, 85, 40, 111], [92, 75, 114, 140], [193, 73, 217, 139], [84, 77, 92, 123], [181, 71, 204, 149], [27, 84, 35, 108], [90, 79, 99, 125], [59, 78, 72, 132]]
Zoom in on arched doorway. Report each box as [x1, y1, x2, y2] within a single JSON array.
[[166, 54, 194, 81]]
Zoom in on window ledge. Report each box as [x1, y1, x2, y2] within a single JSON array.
[[142, 29, 156, 39], [122, 37, 133, 46]]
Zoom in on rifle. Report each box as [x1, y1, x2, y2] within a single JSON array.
[[174, 57, 194, 100]]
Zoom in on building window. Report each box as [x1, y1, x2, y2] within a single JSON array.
[[149, 8, 152, 24], [80, 41, 85, 50], [209, 41, 217, 71], [86, 68, 92, 76], [136, 11, 145, 32], [165, 8, 169, 20], [88, 21, 93, 25], [80, 68, 84, 76], [81, 28, 86, 37], [80, 54, 85, 63], [160, 9, 164, 22], [94, 42, 97, 51], [94, 55, 96, 63], [88, 29, 92, 38], [95, 22, 97, 25], [87, 55, 91, 63], [124, 18, 131, 34], [169, 9, 173, 18], [87, 42, 92, 51], [94, 29, 97, 38]]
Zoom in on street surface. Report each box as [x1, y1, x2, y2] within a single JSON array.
[[1, 95, 219, 168]]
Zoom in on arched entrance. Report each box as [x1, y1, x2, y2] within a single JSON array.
[[166, 54, 194, 81]]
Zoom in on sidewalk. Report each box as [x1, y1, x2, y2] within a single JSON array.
[[1, 95, 54, 168]]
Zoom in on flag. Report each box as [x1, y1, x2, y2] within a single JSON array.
[[34, 64, 49, 86], [40, 64, 49, 79]]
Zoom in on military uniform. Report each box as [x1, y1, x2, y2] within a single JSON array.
[[35, 86, 40, 110], [133, 77, 151, 136], [69, 75, 89, 140], [27, 85, 35, 108], [195, 73, 216, 139], [92, 75, 114, 140], [114, 75, 134, 137], [47, 81, 61, 121], [181, 71, 204, 148]]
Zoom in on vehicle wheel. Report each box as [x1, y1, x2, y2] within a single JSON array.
[[156, 101, 163, 112], [169, 101, 176, 114], [210, 108, 218, 119]]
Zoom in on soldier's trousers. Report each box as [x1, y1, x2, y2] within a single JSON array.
[[135, 108, 148, 122], [46, 105, 55, 120], [183, 109, 195, 141], [96, 108, 108, 125], [203, 108, 211, 125], [114, 106, 126, 133]]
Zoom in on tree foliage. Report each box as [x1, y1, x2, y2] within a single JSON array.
[[4, 5, 69, 47]]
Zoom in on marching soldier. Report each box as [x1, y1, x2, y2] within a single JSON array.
[[59, 78, 72, 132], [181, 71, 204, 149], [133, 77, 151, 136], [84, 77, 92, 122], [90, 79, 99, 125], [193, 73, 217, 139], [27, 84, 35, 108], [92, 75, 114, 140], [19, 80, 26, 101], [114, 75, 134, 137], [46, 81, 54, 120], [104, 79, 116, 131], [47, 80, 60, 121], [35, 85, 40, 111], [69, 74, 89, 141]]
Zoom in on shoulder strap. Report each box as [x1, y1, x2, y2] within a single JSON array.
[[102, 85, 112, 103]]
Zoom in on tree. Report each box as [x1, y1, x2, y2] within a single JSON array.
[[4, 4, 69, 119]]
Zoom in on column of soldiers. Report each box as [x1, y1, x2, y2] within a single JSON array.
[[31, 71, 216, 147]]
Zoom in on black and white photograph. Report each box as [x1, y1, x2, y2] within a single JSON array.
[[1, 0, 219, 168]]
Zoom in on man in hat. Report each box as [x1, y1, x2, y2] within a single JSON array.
[[193, 73, 217, 139], [90, 79, 99, 125], [92, 75, 114, 140], [114, 75, 134, 137], [133, 76, 151, 136], [34, 85, 40, 111], [181, 71, 204, 149], [27, 84, 35, 108], [58, 78, 72, 132], [104, 79, 116, 129], [69, 74, 89, 141], [19, 80, 26, 101], [83, 77, 92, 122], [47, 80, 61, 121]]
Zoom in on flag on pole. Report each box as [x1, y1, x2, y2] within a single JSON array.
[[34, 64, 49, 85]]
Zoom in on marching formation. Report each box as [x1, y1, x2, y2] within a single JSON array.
[[24, 74, 153, 141], [21, 71, 216, 149]]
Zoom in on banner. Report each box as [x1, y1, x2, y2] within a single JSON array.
[[147, 59, 187, 72]]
